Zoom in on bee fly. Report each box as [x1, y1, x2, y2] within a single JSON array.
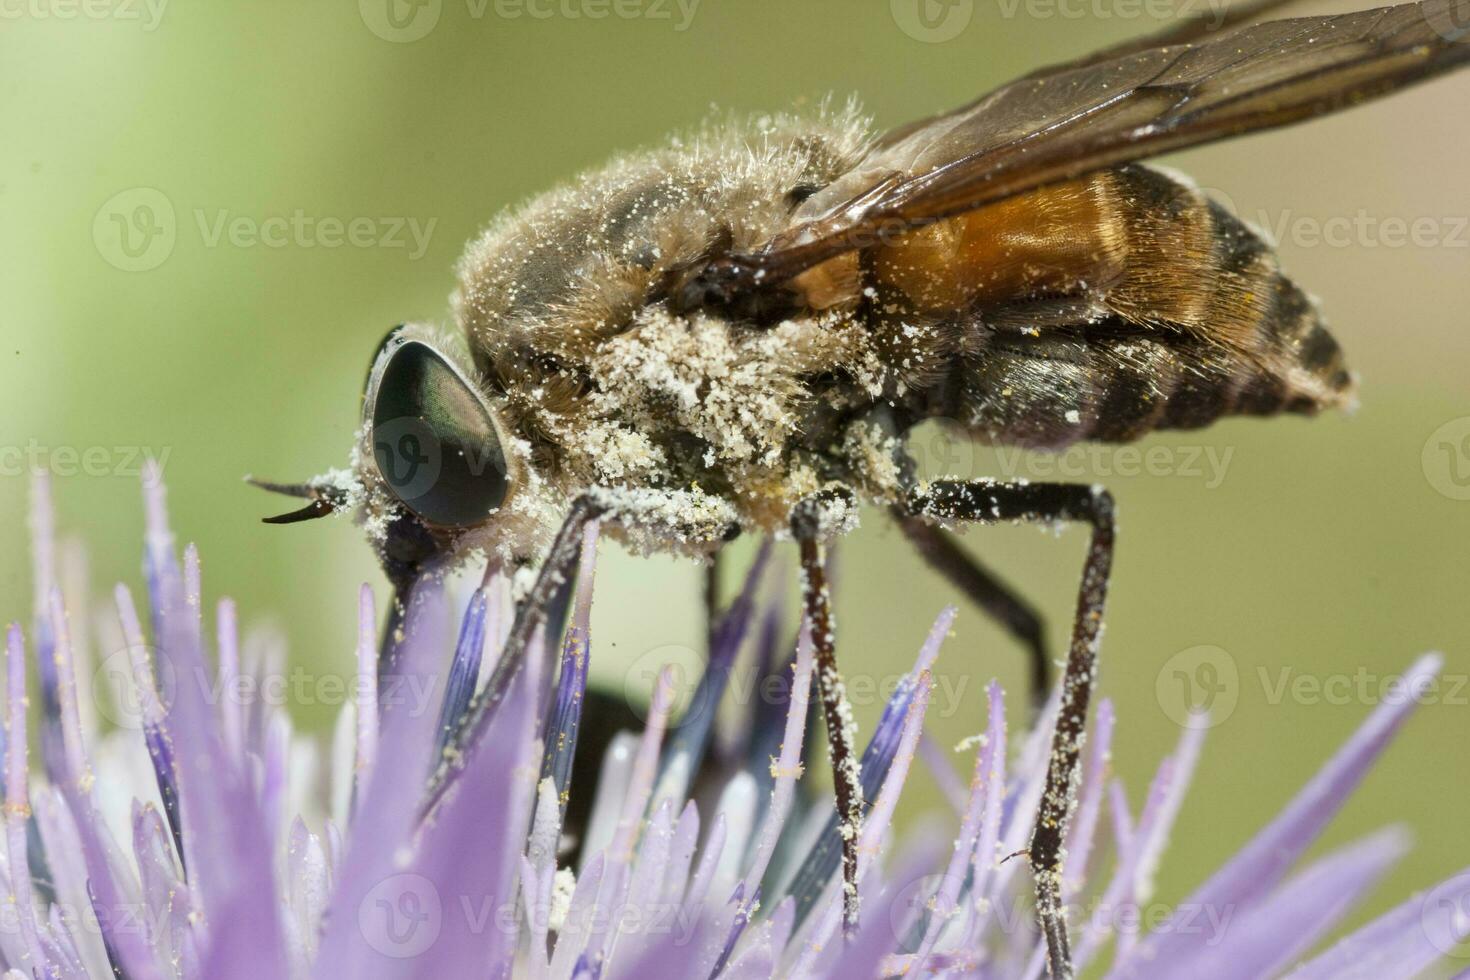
[[255, 1, 1470, 973]]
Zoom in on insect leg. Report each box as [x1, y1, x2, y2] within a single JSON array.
[[427, 495, 606, 803], [904, 479, 1115, 980], [378, 577, 413, 675], [790, 493, 864, 936], [892, 509, 1051, 711], [704, 549, 723, 656]]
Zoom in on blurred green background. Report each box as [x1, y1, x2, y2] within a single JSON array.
[[2, 0, 1468, 961]]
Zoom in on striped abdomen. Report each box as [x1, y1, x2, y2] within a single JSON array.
[[844, 164, 1356, 449]]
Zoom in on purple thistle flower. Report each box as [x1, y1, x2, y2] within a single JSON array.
[[2, 469, 1467, 979]]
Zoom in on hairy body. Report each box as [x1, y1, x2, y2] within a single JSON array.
[[369, 107, 1351, 566], [257, 5, 1470, 973]]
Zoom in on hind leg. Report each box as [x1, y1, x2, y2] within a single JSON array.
[[902, 479, 1116, 979], [893, 510, 1051, 710]]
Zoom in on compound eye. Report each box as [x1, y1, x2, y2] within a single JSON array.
[[367, 338, 510, 528], [364, 324, 406, 395]]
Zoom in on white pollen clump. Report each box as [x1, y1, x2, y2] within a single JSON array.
[[588, 308, 801, 469], [840, 420, 906, 501], [953, 732, 986, 753], [510, 563, 539, 603], [551, 419, 668, 484], [547, 868, 577, 932], [811, 492, 862, 540], [587, 485, 739, 556]]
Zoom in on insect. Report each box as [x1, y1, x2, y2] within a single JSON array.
[[254, 0, 1470, 974]]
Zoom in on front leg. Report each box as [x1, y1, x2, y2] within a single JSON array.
[[704, 550, 723, 656], [904, 479, 1116, 980], [427, 487, 740, 804], [428, 495, 606, 803], [790, 491, 864, 935]]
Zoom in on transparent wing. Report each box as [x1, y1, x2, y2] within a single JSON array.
[[872, 0, 1304, 150], [683, 0, 1470, 306]]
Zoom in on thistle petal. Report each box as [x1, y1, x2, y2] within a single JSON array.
[[2, 476, 1459, 980], [1113, 653, 1444, 977]]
